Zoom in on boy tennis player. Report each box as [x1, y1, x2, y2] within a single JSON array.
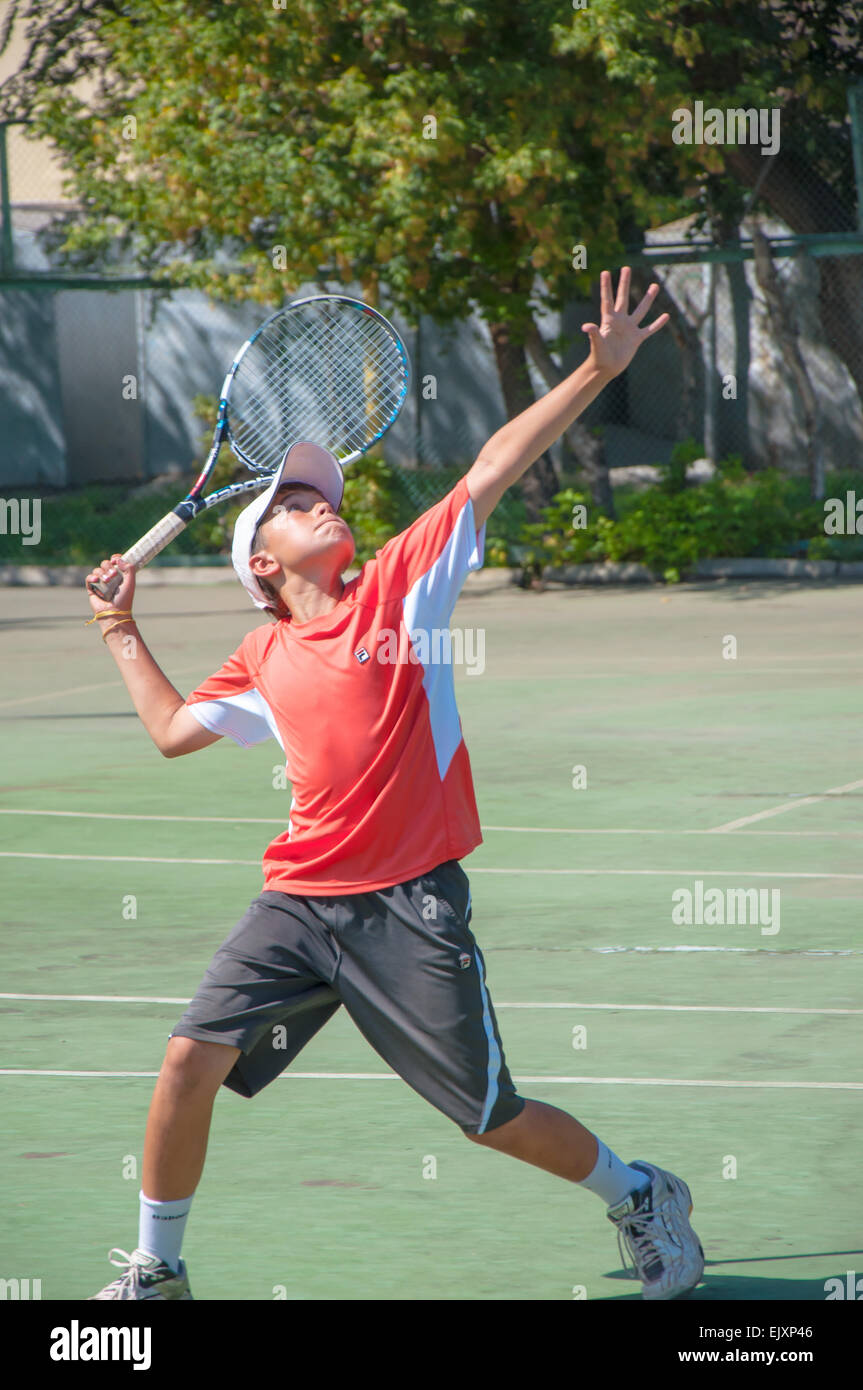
[[85, 269, 703, 1301]]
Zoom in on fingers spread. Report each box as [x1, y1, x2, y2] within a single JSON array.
[[613, 265, 631, 313], [641, 311, 670, 337], [630, 282, 660, 325]]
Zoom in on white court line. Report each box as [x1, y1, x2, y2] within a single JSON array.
[[496, 1002, 863, 1014], [0, 667, 204, 712], [472, 868, 863, 879], [1, 992, 860, 1015], [2, 659, 858, 714], [0, 1068, 860, 1090], [0, 680, 129, 710], [1, 851, 863, 881], [0, 809, 287, 825], [2, 851, 863, 879], [711, 778, 863, 833], [2, 808, 862, 838], [0, 852, 262, 865], [585, 946, 861, 955], [1, 851, 862, 881]]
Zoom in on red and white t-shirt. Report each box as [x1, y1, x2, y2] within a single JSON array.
[[185, 476, 486, 895]]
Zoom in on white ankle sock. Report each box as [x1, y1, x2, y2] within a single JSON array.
[[138, 1191, 194, 1273], [577, 1139, 651, 1207]]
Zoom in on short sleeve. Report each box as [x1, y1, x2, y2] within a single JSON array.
[[370, 477, 486, 618], [185, 637, 281, 749]]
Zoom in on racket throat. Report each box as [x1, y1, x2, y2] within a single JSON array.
[[174, 499, 202, 523]]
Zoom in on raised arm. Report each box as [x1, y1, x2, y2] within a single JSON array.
[[85, 554, 222, 758], [465, 268, 669, 529]]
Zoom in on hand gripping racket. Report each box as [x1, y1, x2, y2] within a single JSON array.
[[88, 294, 410, 599]]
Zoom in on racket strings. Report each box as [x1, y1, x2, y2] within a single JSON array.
[[226, 302, 406, 469], [241, 309, 401, 404], [240, 325, 401, 428]]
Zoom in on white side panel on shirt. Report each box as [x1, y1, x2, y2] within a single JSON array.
[[402, 495, 486, 781]]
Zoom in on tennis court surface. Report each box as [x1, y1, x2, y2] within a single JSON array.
[[2, 575, 861, 1300]]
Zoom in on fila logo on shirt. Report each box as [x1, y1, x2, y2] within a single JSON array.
[[354, 648, 370, 663]]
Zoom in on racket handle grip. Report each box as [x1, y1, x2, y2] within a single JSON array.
[[88, 510, 189, 600]]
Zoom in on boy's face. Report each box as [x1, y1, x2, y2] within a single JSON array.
[[248, 483, 355, 588]]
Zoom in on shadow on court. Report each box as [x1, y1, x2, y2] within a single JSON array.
[[606, 1273, 837, 1299]]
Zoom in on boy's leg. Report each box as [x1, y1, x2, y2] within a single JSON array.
[[311, 861, 703, 1300], [143, 1036, 242, 1200], [465, 1097, 599, 1182], [323, 860, 647, 1206], [90, 892, 342, 1297], [464, 1097, 652, 1207]]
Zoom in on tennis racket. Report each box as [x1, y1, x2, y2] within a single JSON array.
[[88, 294, 410, 599]]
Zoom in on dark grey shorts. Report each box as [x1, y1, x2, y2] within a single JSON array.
[[169, 859, 525, 1135]]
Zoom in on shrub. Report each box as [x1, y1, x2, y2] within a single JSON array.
[[513, 461, 855, 580]]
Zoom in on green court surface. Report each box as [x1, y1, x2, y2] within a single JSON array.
[[1, 576, 861, 1301]]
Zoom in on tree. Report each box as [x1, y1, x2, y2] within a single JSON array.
[[1, 0, 694, 516], [2, 0, 859, 513], [567, 0, 863, 403]]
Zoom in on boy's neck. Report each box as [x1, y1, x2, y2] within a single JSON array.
[[279, 575, 346, 626]]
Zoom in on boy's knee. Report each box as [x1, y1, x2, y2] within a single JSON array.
[[463, 1117, 516, 1145], [163, 1034, 239, 1086], [463, 1097, 528, 1142]]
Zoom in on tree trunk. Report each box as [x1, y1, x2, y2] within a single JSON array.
[[488, 319, 561, 521], [751, 227, 823, 499], [523, 320, 615, 517], [725, 145, 863, 408]]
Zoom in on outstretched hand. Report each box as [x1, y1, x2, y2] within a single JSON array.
[[582, 267, 670, 377]]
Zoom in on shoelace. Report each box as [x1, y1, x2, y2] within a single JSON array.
[[615, 1208, 684, 1283], [98, 1248, 161, 1295]]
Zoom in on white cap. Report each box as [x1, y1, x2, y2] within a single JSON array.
[[231, 441, 345, 610]]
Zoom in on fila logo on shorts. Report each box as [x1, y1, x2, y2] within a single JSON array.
[[354, 648, 370, 663]]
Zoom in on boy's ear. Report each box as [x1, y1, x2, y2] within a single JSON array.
[[249, 549, 278, 578]]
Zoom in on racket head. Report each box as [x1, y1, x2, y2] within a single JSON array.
[[222, 295, 410, 475]]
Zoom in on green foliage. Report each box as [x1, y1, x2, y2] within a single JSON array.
[[3, 0, 856, 546], [4, 0, 852, 320], [0, 0, 720, 325], [4, 465, 862, 573], [0, 481, 213, 565], [514, 462, 855, 580], [341, 453, 401, 565], [660, 436, 703, 493]]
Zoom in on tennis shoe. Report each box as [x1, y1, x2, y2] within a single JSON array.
[[606, 1161, 704, 1300], [88, 1247, 193, 1300]]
